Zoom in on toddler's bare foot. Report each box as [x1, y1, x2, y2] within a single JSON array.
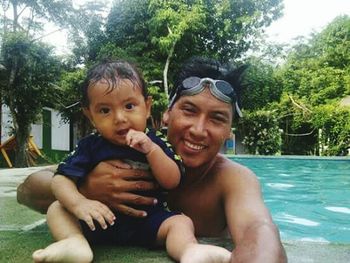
[[32, 235, 93, 263], [181, 244, 231, 263]]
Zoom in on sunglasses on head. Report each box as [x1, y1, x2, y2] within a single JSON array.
[[169, 77, 243, 117]]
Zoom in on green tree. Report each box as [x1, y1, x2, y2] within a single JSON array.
[[241, 57, 282, 111], [273, 15, 350, 155], [0, 0, 89, 167], [0, 33, 62, 166], [104, 0, 283, 96], [148, 0, 205, 95]]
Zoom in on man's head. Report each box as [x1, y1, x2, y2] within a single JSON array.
[[163, 57, 245, 169], [168, 57, 245, 118]]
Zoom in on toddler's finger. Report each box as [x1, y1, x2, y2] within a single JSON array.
[[105, 210, 116, 225], [92, 212, 108, 230], [98, 203, 116, 225], [84, 216, 95, 231]]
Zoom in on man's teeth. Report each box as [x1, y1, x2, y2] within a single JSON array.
[[185, 141, 205, 150]]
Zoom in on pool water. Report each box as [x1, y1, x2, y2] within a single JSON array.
[[230, 156, 350, 244]]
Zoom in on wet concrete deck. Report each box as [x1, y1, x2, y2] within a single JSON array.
[[0, 167, 349, 262]]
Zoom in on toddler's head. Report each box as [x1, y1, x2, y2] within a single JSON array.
[[81, 60, 151, 145]]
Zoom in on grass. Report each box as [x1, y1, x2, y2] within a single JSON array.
[[0, 228, 172, 262]]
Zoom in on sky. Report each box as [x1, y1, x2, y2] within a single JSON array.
[[265, 0, 350, 43], [45, 0, 350, 54]]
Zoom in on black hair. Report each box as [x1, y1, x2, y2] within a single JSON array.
[[81, 59, 147, 107], [171, 56, 246, 111]]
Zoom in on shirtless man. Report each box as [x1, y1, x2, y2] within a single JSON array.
[[17, 57, 287, 262]]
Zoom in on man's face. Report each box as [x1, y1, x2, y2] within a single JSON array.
[[163, 88, 233, 169]]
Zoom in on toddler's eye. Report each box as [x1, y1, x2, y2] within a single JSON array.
[[125, 103, 135, 110], [99, 108, 110, 114]]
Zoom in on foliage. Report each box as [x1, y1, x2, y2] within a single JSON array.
[[147, 85, 168, 129], [241, 57, 283, 111], [103, 0, 283, 92], [272, 15, 350, 155], [238, 109, 282, 155], [148, 0, 206, 94], [278, 16, 350, 103], [270, 93, 317, 155], [69, 1, 108, 64], [312, 104, 350, 156]]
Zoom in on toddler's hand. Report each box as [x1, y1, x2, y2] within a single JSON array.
[[71, 199, 115, 231], [126, 129, 155, 154]]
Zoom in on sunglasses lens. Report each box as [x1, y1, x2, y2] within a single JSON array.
[[182, 77, 201, 90], [216, 81, 235, 98]]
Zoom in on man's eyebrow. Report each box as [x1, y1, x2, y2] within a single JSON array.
[[180, 99, 197, 107]]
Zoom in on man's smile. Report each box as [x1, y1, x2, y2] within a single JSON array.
[[184, 140, 206, 151]]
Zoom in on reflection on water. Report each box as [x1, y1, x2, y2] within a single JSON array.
[[230, 156, 350, 244]]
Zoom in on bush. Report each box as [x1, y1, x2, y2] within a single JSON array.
[[238, 110, 282, 155]]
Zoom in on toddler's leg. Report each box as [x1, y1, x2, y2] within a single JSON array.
[[32, 201, 93, 263], [156, 214, 231, 263]]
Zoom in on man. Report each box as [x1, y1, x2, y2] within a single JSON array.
[[17, 57, 287, 262]]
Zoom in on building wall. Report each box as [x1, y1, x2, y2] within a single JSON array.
[[0, 105, 71, 166]]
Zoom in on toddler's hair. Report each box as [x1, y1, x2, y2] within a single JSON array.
[[81, 60, 146, 107]]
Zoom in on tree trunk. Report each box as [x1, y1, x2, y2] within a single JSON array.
[[12, 1, 19, 32], [14, 122, 31, 167], [163, 41, 176, 98]]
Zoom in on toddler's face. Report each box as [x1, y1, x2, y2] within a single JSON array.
[[83, 79, 151, 145]]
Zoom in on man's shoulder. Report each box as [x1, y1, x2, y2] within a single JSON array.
[[213, 154, 257, 181]]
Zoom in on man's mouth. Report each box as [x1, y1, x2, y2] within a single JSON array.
[[184, 140, 206, 151]]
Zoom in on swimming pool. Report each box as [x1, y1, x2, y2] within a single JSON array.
[[230, 156, 350, 244]]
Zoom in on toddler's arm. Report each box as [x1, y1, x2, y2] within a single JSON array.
[[126, 129, 181, 189], [52, 174, 115, 230]]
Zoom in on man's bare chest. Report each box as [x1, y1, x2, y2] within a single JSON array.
[[167, 184, 226, 236]]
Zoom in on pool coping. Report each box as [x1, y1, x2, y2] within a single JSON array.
[[226, 154, 350, 160]]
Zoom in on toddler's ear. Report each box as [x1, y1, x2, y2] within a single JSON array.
[[162, 109, 169, 125], [146, 96, 152, 118], [82, 108, 94, 126]]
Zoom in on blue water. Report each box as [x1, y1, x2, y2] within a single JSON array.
[[230, 156, 350, 244]]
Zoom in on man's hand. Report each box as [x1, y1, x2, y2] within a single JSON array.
[[79, 160, 158, 217], [71, 198, 116, 231]]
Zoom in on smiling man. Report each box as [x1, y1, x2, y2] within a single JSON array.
[[17, 57, 287, 262]]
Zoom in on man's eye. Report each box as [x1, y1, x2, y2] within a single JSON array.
[[212, 116, 228, 124], [183, 107, 195, 114], [125, 103, 135, 110], [99, 108, 110, 114]]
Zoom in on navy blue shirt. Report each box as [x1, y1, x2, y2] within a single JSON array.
[[56, 129, 185, 208]]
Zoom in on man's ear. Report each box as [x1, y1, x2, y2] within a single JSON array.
[[162, 109, 170, 125], [145, 96, 152, 118]]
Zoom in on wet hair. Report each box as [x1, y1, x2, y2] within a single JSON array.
[[81, 59, 147, 107], [172, 56, 246, 111]]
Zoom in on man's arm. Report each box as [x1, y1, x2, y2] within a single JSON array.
[[221, 163, 287, 263], [17, 161, 158, 217]]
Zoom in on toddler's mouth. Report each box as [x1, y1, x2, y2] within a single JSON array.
[[116, 129, 129, 136]]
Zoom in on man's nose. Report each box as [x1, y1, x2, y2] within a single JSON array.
[[189, 116, 207, 138]]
